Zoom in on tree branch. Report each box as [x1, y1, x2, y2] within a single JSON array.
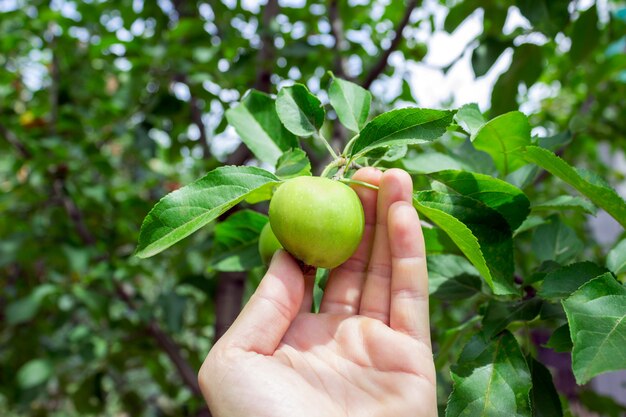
[[328, 0, 349, 79], [52, 168, 205, 402], [254, 0, 279, 92], [362, 0, 418, 89], [0, 123, 32, 158]]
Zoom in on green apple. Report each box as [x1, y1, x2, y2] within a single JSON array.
[[258, 222, 283, 265], [269, 176, 364, 269]]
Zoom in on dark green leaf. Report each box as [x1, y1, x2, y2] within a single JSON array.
[[528, 357, 563, 417], [472, 38, 511, 77], [545, 324, 573, 352], [423, 227, 462, 255], [472, 111, 531, 176], [136, 166, 280, 258], [570, 5, 600, 64], [429, 170, 530, 230], [226, 90, 299, 165], [428, 254, 481, 300], [210, 210, 268, 272], [578, 390, 626, 417], [482, 298, 542, 338], [350, 108, 455, 157], [524, 146, 626, 228], [275, 148, 312, 179], [532, 215, 583, 264], [607, 238, 626, 275], [275, 83, 325, 137], [562, 273, 626, 384], [402, 152, 471, 174], [447, 331, 532, 417], [328, 76, 371, 133], [539, 261, 608, 299], [415, 190, 517, 295]]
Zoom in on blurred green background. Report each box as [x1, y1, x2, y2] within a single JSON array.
[[1, 0, 625, 416]]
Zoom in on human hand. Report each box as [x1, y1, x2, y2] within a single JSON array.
[[198, 168, 436, 417]]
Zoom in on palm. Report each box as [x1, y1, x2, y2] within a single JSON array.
[[200, 169, 437, 417]]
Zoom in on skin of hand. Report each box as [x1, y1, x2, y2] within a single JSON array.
[[198, 168, 437, 417]]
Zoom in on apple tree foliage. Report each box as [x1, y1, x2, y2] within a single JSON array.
[[1, 0, 626, 416]]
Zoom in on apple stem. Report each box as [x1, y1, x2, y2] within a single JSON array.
[[338, 178, 379, 190]]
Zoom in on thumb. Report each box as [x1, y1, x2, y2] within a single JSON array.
[[218, 250, 304, 354]]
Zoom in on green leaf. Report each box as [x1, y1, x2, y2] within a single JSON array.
[[158, 292, 187, 333], [275, 83, 325, 137], [423, 227, 462, 255], [539, 261, 608, 299], [17, 359, 53, 389], [514, 215, 547, 236], [472, 38, 510, 77], [532, 215, 583, 264], [428, 254, 481, 300], [328, 76, 371, 132], [350, 108, 454, 157], [226, 90, 299, 165], [429, 170, 530, 230], [6, 284, 57, 326], [578, 390, 626, 417], [482, 298, 543, 338], [524, 146, 626, 228], [545, 324, 573, 352], [532, 195, 597, 215], [402, 152, 471, 174], [570, 5, 600, 64], [136, 166, 280, 258], [528, 357, 563, 417], [414, 191, 517, 295], [472, 111, 531, 176], [454, 103, 486, 137], [209, 210, 268, 272], [275, 148, 312, 179], [562, 273, 626, 384], [446, 331, 532, 417], [607, 238, 626, 275]]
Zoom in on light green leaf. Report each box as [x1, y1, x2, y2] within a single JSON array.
[[226, 90, 299, 165], [455, 103, 486, 137], [423, 227, 462, 255], [482, 299, 543, 338], [524, 146, 626, 228], [562, 273, 626, 384], [136, 166, 280, 258], [532, 195, 597, 215], [275, 148, 312, 179], [447, 331, 532, 417], [532, 215, 583, 264], [328, 76, 371, 132], [607, 238, 626, 275], [429, 170, 530, 230], [402, 151, 471, 174], [528, 357, 564, 417], [275, 83, 325, 137], [539, 261, 608, 299], [414, 191, 517, 295], [350, 108, 454, 157], [570, 5, 600, 64], [209, 210, 268, 272], [472, 111, 531, 176], [17, 359, 53, 389], [6, 284, 58, 326]]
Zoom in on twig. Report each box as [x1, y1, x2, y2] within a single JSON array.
[[362, 0, 419, 89], [254, 0, 279, 92], [328, 0, 348, 79], [0, 123, 32, 158]]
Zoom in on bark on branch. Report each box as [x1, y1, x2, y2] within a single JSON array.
[[0, 123, 32, 159], [329, 0, 348, 79], [362, 0, 418, 89]]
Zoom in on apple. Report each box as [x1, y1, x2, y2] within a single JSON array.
[[258, 222, 284, 265], [269, 176, 364, 269]]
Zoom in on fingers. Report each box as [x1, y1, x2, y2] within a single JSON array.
[[359, 169, 414, 324], [299, 269, 317, 313], [388, 201, 430, 346], [320, 168, 382, 314], [217, 250, 304, 354]]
